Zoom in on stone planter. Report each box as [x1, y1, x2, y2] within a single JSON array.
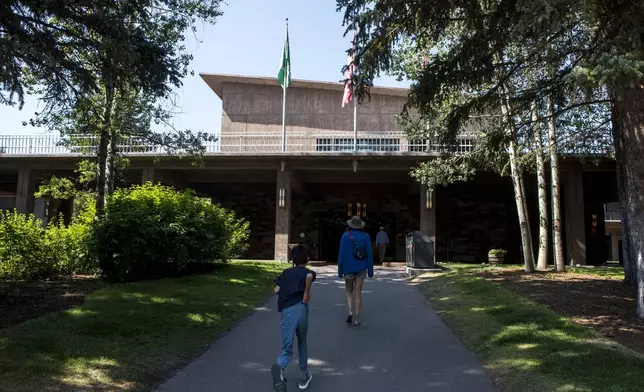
[[488, 253, 505, 264]]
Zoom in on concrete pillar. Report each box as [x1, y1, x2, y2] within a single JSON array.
[[274, 168, 291, 261], [15, 167, 36, 214], [142, 168, 156, 184], [420, 184, 437, 263], [34, 198, 48, 225], [564, 167, 586, 265]]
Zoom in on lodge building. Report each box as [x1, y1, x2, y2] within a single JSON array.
[[0, 74, 619, 265]]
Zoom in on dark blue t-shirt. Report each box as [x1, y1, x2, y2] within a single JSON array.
[[274, 266, 316, 312]]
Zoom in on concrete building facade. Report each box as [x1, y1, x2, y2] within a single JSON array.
[[0, 74, 619, 265]]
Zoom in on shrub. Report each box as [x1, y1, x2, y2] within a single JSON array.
[[488, 249, 507, 255], [46, 194, 97, 275], [93, 184, 249, 282], [0, 211, 51, 280]]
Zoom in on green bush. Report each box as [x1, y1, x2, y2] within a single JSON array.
[[93, 184, 249, 282], [0, 211, 51, 280], [0, 195, 98, 281], [46, 195, 97, 275]]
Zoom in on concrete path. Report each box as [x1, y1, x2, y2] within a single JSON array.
[[157, 267, 498, 392]]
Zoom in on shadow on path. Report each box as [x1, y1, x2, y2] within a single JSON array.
[[157, 267, 498, 392]]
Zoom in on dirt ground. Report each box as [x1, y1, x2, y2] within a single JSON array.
[[476, 269, 644, 354], [0, 277, 102, 329]]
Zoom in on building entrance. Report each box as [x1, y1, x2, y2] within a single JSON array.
[[317, 203, 397, 263]]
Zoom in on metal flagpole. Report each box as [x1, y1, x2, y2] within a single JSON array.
[[352, 27, 357, 152], [282, 85, 287, 152], [353, 90, 357, 152]]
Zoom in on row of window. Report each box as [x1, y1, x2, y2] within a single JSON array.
[[315, 138, 473, 152]]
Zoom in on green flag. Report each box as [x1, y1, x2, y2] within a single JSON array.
[[277, 23, 291, 89]]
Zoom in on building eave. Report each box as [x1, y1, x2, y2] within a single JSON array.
[[199, 73, 409, 100]]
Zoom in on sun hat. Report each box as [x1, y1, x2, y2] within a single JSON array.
[[347, 215, 366, 229]]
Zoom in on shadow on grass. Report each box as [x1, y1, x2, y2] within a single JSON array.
[[419, 273, 644, 392], [0, 262, 283, 392]]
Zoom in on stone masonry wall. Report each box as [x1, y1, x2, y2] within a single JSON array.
[[202, 183, 276, 260]]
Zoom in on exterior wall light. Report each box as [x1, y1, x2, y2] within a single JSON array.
[[278, 188, 286, 208], [426, 187, 433, 209]]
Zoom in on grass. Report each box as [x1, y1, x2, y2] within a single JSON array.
[[416, 271, 644, 392], [439, 261, 626, 279], [0, 261, 283, 392]]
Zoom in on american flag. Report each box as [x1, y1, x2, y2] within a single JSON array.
[[342, 53, 354, 107]]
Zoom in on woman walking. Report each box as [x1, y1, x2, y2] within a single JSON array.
[[338, 216, 374, 326]]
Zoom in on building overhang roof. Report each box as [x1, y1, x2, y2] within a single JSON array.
[[199, 73, 409, 100]]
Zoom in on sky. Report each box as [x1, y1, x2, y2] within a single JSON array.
[[0, 0, 410, 136]]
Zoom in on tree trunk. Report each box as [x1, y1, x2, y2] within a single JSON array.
[[548, 96, 565, 272], [611, 83, 644, 318], [611, 90, 636, 285], [533, 100, 549, 270], [499, 87, 535, 272], [106, 130, 117, 194], [95, 77, 115, 218], [508, 139, 536, 272]]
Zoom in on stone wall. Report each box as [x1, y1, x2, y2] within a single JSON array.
[[436, 179, 518, 263], [197, 183, 276, 260], [221, 82, 407, 135]]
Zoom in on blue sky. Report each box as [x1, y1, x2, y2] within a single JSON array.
[[0, 0, 409, 136]]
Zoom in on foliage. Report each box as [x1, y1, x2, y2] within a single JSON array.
[[0, 262, 282, 392], [2, 0, 223, 109], [0, 211, 51, 280], [93, 184, 249, 282], [46, 195, 98, 276], [0, 201, 97, 280], [3, 1, 223, 217], [488, 249, 507, 255]]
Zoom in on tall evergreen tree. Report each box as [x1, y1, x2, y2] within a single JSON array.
[[337, 0, 644, 316]]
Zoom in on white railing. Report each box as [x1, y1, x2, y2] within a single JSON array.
[[0, 132, 474, 156]]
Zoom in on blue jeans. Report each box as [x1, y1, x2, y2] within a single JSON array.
[[277, 302, 308, 372]]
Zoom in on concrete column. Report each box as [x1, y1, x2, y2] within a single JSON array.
[[142, 168, 156, 184], [611, 235, 620, 262], [274, 168, 292, 261], [420, 184, 437, 263], [34, 198, 48, 225], [564, 167, 586, 265], [15, 167, 36, 214]]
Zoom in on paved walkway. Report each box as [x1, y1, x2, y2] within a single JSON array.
[[157, 267, 498, 392]]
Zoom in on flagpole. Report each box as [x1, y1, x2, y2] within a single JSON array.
[[352, 28, 357, 152], [353, 91, 357, 152], [282, 84, 287, 152]]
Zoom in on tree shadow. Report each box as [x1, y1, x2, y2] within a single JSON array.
[[0, 263, 280, 392], [422, 274, 644, 392], [475, 269, 644, 354]]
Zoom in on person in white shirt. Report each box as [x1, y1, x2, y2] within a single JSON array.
[[375, 227, 389, 263]]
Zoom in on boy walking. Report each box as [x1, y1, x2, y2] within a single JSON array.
[[272, 245, 316, 391]]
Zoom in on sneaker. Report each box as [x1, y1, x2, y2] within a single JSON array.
[[271, 364, 287, 392], [346, 314, 353, 324], [299, 371, 313, 390]]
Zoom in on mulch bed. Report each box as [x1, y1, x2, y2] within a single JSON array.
[[475, 269, 644, 355], [0, 277, 103, 330]]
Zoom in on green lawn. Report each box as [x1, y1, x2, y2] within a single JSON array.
[[439, 262, 626, 279], [0, 262, 283, 392], [416, 271, 644, 392]]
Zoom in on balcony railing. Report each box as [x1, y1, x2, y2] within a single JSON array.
[[0, 132, 474, 156]]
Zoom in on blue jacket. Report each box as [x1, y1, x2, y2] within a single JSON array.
[[338, 230, 374, 278]]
